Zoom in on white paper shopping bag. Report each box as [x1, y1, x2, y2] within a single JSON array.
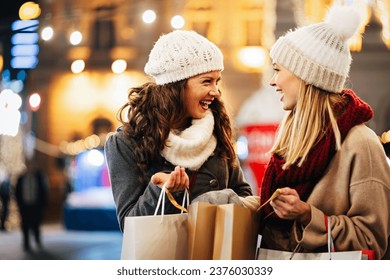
[[121, 186, 189, 260]]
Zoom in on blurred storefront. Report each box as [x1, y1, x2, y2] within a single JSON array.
[[0, 0, 389, 225]]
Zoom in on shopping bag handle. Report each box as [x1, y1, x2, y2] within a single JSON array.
[[289, 215, 334, 260], [154, 183, 189, 216], [257, 189, 281, 212], [165, 188, 189, 213]]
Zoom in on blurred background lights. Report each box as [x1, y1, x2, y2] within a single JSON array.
[[238, 46, 267, 69], [236, 135, 249, 160], [0, 89, 22, 110], [11, 32, 39, 45], [11, 20, 40, 69], [20, 111, 28, 125], [29, 92, 41, 111], [111, 59, 127, 74], [70, 31, 82, 45], [19, 1, 41, 20], [41, 26, 54, 41], [16, 70, 27, 81], [87, 149, 105, 167], [142, 10, 156, 24], [2, 69, 11, 82], [71, 59, 85, 73], [11, 44, 39, 57], [11, 56, 39, 69], [0, 89, 22, 136], [84, 134, 101, 150], [171, 15, 185, 29], [12, 19, 39, 32], [10, 79, 24, 93]]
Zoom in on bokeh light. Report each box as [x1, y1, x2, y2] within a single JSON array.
[[171, 15, 185, 29], [142, 10, 156, 24], [111, 59, 127, 74], [70, 31, 82, 45], [29, 92, 41, 111], [71, 59, 85, 74], [41, 26, 54, 41]]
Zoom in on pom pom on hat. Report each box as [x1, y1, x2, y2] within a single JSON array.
[[325, 5, 361, 40], [270, 5, 362, 93], [144, 30, 224, 85]]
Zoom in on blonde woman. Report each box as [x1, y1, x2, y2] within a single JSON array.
[[259, 6, 390, 259]]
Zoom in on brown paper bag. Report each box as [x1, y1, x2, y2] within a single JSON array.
[[187, 201, 259, 260], [213, 203, 259, 260], [187, 202, 217, 259]]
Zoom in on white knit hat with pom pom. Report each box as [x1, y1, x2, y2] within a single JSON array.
[[270, 5, 361, 93]]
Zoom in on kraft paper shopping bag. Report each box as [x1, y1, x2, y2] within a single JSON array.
[[212, 203, 259, 260], [187, 202, 217, 260]]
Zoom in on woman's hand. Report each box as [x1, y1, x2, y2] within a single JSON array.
[[270, 187, 311, 226], [151, 166, 189, 192]]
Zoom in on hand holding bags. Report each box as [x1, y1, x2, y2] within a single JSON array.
[[121, 185, 189, 260]]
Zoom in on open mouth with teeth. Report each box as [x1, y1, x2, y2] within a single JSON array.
[[200, 100, 212, 110]]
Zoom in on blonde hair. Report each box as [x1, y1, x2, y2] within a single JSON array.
[[269, 80, 344, 169]]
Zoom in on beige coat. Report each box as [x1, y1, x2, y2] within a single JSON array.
[[261, 124, 390, 259]]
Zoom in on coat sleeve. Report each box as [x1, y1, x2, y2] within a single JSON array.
[[228, 157, 253, 197], [104, 130, 182, 231]]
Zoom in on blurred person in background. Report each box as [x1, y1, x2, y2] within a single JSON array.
[[105, 30, 253, 231], [259, 6, 390, 259], [0, 169, 11, 231], [15, 159, 49, 251]]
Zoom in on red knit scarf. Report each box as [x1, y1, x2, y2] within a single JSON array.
[[260, 89, 373, 228]]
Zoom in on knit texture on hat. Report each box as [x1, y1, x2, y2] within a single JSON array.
[[270, 5, 361, 93], [144, 30, 224, 85]]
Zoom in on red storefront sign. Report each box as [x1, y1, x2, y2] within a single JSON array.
[[240, 124, 279, 195]]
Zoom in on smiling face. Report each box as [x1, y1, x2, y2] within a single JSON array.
[[184, 70, 222, 119], [269, 63, 301, 111]]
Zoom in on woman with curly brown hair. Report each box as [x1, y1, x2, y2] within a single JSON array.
[[104, 30, 252, 231]]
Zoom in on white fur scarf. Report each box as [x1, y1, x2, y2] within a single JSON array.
[[161, 110, 217, 170]]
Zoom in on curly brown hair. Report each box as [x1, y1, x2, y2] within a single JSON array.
[[117, 80, 237, 184]]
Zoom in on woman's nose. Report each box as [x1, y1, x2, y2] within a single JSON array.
[[210, 87, 221, 97], [269, 74, 276, 87]]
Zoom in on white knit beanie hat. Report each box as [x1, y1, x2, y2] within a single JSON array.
[[270, 5, 361, 93], [144, 30, 224, 85]]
